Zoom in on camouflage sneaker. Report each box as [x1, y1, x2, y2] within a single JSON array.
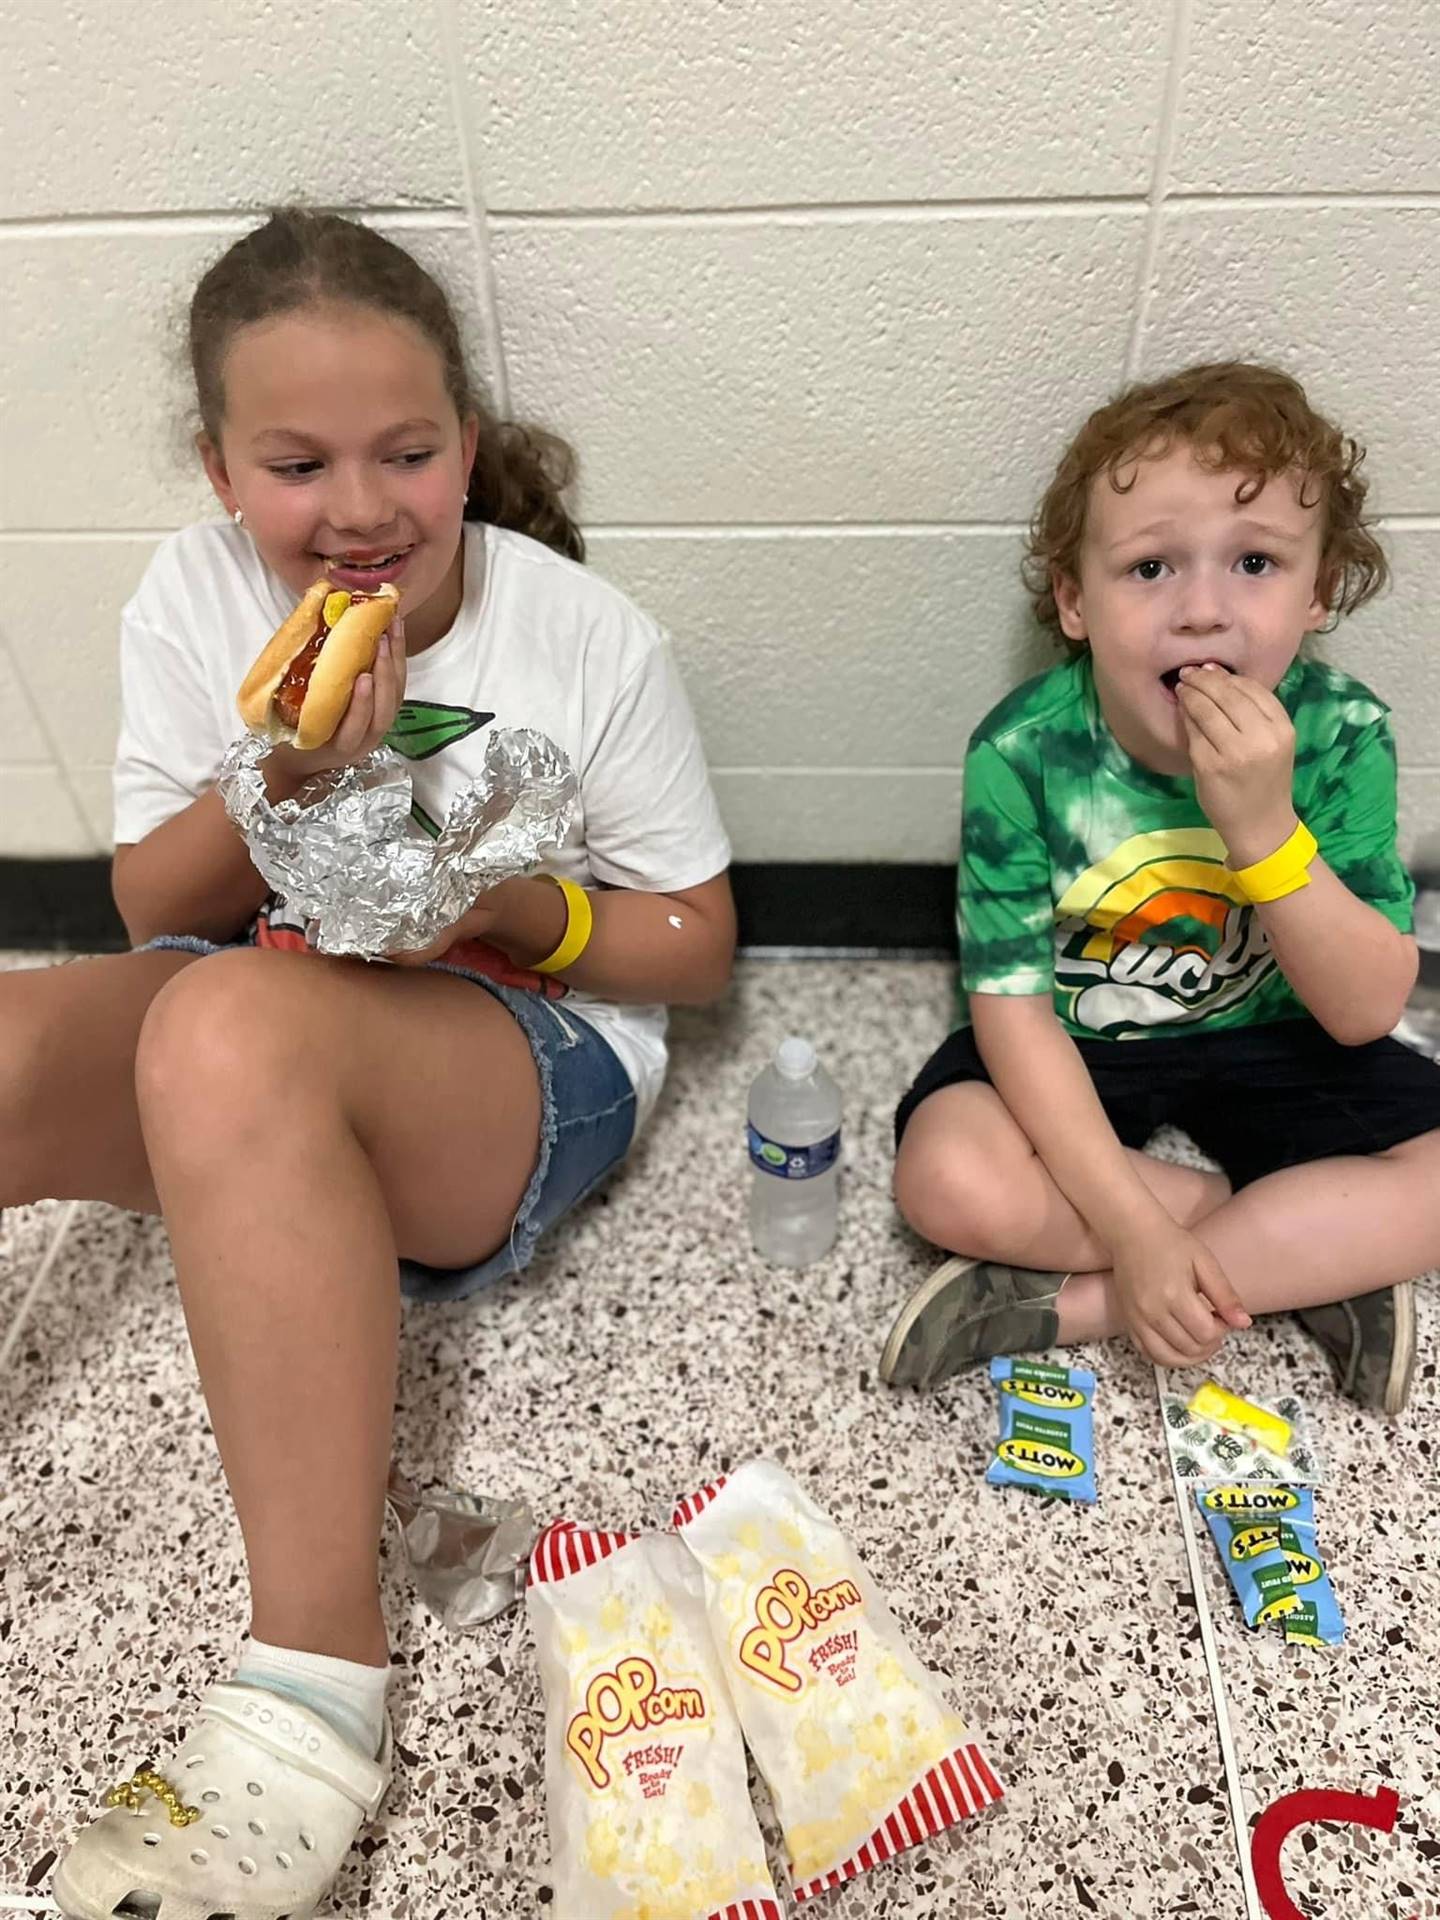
[[1294, 1281, 1416, 1416], [878, 1257, 1067, 1391]]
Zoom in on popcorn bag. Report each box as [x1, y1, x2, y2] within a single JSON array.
[[527, 1519, 782, 1920], [673, 1461, 1003, 1903]]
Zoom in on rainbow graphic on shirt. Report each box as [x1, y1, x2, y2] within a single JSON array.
[[1052, 828, 1274, 1036]]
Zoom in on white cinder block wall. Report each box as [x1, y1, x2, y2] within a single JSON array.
[[2, 1, 1437, 866]]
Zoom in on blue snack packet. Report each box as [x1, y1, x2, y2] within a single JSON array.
[[1195, 1485, 1344, 1644], [985, 1358, 1097, 1504]]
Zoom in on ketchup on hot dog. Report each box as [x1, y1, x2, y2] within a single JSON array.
[[271, 589, 379, 734]]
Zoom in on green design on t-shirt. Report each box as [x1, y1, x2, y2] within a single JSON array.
[[957, 654, 1413, 1039]]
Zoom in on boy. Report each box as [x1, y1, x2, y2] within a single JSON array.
[[882, 362, 1440, 1413]]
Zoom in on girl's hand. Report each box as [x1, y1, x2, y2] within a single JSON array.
[[388, 891, 507, 967], [1110, 1219, 1251, 1370], [1177, 665, 1297, 865], [265, 616, 409, 787]]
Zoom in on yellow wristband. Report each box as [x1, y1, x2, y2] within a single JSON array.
[[533, 875, 594, 975], [1230, 819, 1318, 903]]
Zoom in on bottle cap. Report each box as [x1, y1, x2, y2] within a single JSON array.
[[775, 1036, 816, 1079]]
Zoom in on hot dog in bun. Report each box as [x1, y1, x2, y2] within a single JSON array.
[[237, 580, 400, 749]]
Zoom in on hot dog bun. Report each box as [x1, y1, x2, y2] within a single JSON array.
[[237, 580, 400, 749]]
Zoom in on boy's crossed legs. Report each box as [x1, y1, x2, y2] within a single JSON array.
[[885, 1032, 1440, 1413]]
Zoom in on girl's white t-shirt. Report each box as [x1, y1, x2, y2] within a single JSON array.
[[113, 520, 732, 1126]]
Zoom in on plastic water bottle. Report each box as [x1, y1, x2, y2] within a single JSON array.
[[747, 1036, 842, 1267]]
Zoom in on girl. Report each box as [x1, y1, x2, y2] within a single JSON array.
[[6, 208, 735, 1920]]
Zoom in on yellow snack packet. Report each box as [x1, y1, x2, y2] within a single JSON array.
[[527, 1519, 782, 1920], [673, 1461, 1003, 1902]]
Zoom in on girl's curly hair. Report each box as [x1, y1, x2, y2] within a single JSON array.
[[1023, 361, 1387, 645]]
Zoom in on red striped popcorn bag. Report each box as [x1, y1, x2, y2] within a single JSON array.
[[673, 1461, 1004, 1903], [527, 1519, 783, 1920]]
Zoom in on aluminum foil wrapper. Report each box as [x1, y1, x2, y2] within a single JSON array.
[[386, 1469, 536, 1632], [216, 728, 576, 958]]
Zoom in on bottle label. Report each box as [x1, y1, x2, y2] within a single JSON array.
[[748, 1124, 841, 1180]]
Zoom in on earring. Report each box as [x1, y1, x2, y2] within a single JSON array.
[[232, 508, 245, 527]]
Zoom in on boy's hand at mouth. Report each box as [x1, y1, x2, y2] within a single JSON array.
[[1177, 663, 1298, 867]]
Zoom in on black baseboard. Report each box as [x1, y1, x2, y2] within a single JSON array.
[[731, 863, 955, 952], [0, 859, 957, 955], [0, 860, 129, 951]]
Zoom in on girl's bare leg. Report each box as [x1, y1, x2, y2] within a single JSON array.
[[133, 948, 541, 1665], [0, 949, 200, 1211]]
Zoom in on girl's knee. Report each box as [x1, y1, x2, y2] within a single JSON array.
[[135, 951, 323, 1129]]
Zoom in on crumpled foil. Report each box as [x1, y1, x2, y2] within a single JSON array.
[[216, 727, 576, 958], [386, 1469, 536, 1632]]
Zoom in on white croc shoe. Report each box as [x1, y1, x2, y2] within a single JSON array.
[[52, 1682, 391, 1920]]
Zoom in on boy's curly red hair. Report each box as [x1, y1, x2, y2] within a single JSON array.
[[1023, 361, 1389, 645]]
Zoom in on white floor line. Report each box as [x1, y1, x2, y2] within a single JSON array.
[[0, 1895, 58, 1911], [0, 1200, 82, 1376], [1154, 1363, 1265, 1920]]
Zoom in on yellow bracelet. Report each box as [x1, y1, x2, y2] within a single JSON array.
[[1230, 819, 1318, 903], [533, 875, 594, 975]]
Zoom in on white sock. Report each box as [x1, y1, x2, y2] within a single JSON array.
[[233, 1637, 389, 1758]]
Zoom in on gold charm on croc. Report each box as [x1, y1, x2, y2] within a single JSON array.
[[102, 1766, 201, 1827]]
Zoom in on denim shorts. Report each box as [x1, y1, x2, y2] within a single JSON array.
[[139, 934, 637, 1303]]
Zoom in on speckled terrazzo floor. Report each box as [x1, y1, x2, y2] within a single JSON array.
[[1, 954, 1436, 1919]]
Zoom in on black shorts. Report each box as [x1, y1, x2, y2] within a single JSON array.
[[893, 1017, 1440, 1191]]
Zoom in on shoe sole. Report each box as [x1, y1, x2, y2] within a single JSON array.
[[878, 1257, 981, 1387], [52, 1851, 327, 1920], [1382, 1279, 1417, 1416]]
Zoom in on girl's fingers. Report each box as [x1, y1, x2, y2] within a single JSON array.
[[338, 673, 374, 754]]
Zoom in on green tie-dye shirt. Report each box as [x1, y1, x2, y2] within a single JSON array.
[[958, 653, 1413, 1040]]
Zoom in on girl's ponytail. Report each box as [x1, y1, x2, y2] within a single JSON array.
[[466, 420, 584, 563]]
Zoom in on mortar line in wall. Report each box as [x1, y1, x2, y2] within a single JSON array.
[[705, 761, 1440, 777], [486, 188, 1440, 226], [433, 0, 511, 416], [4, 515, 1440, 540], [1168, 191, 1440, 212], [3, 191, 1436, 247], [488, 196, 1147, 230], [488, 191, 1440, 227], [0, 208, 469, 238], [1123, 0, 1194, 381], [588, 521, 1033, 538], [709, 765, 963, 777], [0, 522, 1026, 540]]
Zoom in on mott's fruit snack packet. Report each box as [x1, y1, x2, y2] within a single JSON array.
[[1196, 1486, 1345, 1646], [985, 1358, 1098, 1503], [673, 1461, 1003, 1903], [526, 1519, 782, 1920]]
